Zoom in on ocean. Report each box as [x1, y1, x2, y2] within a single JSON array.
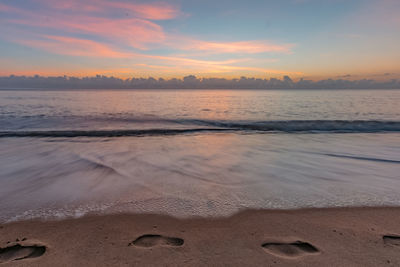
[[0, 89, 399, 222]]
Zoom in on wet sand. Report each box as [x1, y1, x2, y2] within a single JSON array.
[[1, 207, 400, 266]]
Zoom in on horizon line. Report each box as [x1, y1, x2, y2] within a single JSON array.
[[1, 74, 399, 90]]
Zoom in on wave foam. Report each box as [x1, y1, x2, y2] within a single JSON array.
[[0, 120, 399, 137]]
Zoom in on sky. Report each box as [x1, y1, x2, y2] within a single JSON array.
[[0, 0, 399, 80]]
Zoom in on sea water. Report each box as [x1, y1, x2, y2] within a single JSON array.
[[0, 89, 399, 221]]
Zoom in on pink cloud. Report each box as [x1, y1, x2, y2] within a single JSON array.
[[4, 32, 301, 77], [1, 1, 173, 49], [55, 17, 165, 49], [1, 1, 299, 77], [10, 33, 251, 67], [6, 16, 165, 50], [2, 2, 293, 55], [102, 1, 181, 20], [34, 0, 181, 20], [12, 34, 282, 75], [13, 35, 130, 58]]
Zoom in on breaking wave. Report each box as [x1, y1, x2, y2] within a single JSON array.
[[0, 120, 399, 137]]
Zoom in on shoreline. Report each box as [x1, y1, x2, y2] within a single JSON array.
[[1, 207, 400, 266]]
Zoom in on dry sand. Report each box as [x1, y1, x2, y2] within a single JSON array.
[[1, 207, 400, 266]]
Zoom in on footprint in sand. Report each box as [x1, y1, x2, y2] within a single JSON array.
[[262, 240, 319, 258], [0, 242, 46, 264], [129, 234, 184, 248], [383, 235, 400, 246]]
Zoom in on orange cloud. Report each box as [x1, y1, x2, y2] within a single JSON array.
[[176, 39, 294, 54]]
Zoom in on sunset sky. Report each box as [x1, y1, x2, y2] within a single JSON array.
[[0, 0, 399, 80]]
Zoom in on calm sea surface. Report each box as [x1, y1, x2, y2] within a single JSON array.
[[0, 89, 399, 221]]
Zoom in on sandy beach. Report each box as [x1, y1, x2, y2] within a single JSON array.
[[1, 207, 400, 266]]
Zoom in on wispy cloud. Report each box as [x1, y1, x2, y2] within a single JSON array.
[[171, 39, 293, 54], [13, 35, 131, 58], [0, 0, 297, 77], [1, 1, 293, 53], [11, 17, 165, 50], [33, 0, 182, 20], [3, 7, 166, 50], [10, 33, 287, 75]]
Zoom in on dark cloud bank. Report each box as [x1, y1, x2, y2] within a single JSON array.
[[0, 75, 399, 89]]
